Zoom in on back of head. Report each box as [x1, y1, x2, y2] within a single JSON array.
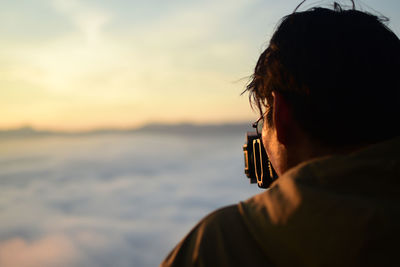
[[247, 3, 400, 146]]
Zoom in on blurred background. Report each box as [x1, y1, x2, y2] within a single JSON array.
[[1, 0, 399, 266]]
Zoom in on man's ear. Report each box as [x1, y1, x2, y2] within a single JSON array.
[[272, 91, 295, 146]]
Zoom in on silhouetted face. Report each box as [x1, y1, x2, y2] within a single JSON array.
[[262, 99, 290, 176], [261, 106, 289, 177]]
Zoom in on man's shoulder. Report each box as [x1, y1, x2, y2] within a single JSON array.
[[160, 203, 271, 267], [198, 204, 241, 227]]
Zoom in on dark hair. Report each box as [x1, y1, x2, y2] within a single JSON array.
[[245, 4, 400, 146]]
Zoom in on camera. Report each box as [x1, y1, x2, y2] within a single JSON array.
[[243, 132, 278, 188]]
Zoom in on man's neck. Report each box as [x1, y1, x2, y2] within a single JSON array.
[[284, 137, 368, 174]]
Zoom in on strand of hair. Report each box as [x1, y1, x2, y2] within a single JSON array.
[[293, 0, 307, 13]]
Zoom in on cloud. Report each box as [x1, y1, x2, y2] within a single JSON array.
[[50, 0, 111, 44], [0, 133, 261, 266], [0, 235, 79, 267]]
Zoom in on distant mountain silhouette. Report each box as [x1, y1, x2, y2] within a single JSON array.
[[135, 122, 251, 135], [0, 122, 253, 138], [0, 126, 54, 138]]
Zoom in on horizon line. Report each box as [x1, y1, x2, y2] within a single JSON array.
[[0, 120, 252, 134]]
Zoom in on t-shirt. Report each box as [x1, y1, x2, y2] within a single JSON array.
[[161, 137, 400, 267]]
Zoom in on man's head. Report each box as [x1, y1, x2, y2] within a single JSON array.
[[245, 4, 400, 175]]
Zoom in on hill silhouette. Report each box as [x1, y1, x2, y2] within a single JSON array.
[[0, 122, 252, 139]]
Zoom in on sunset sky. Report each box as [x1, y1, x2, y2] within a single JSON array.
[[1, 0, 399, 131]]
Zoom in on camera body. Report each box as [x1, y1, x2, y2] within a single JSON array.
[[243, 132, 278, 188]]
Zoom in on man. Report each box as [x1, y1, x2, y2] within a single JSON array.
[[161, 3, 400, 267]]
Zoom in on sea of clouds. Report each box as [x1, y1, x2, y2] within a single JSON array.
[[0, 132, 261, 267]]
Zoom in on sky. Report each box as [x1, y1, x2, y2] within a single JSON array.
[[1, 0, 399, 131]]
